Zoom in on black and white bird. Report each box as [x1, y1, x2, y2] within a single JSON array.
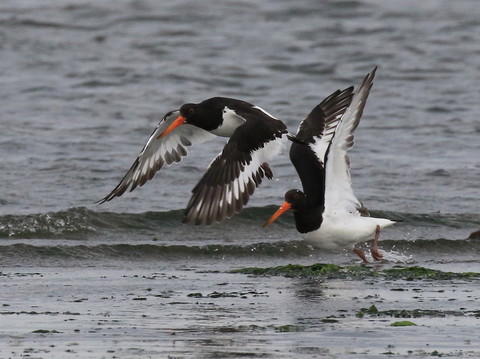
[[98, 97, 288, 225], [264, 68, 394, 263]]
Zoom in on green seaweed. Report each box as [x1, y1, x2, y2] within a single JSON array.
[[380, 309, 462, 318], [382, 266, 480, 280], [232, 264, 480, 281], [275, 324, 303, 332], [232, 263, 342, 278], [390, 321, 417, 327], [357, 306, 467, 320], [356, 305, 379, 318]]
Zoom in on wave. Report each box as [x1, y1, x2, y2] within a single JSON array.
[[0, 207, 179, 239], [0, 241, 312, 261], [1, 207, 479, 240], [1, 206, 480, 262], [1, 238, 480, 262]]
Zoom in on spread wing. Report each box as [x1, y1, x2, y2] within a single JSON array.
[[288, 86, 354, 207], [324, 67, 376, 216], [97, 110, 215, 203], [183, 114, 288, 225]]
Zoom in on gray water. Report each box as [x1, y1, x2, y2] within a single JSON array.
[[1, 1, 480, 358]]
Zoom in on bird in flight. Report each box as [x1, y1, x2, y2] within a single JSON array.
[[98, 97, 288, 225]]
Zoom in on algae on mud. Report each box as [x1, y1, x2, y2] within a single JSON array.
[[390, 321, 417, 327], [355, 306, 472, 319], [381, 266, 480, 280], [231, 263, 343, 277], [232, 264, 480, 281]]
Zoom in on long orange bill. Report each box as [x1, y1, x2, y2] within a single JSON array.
[[263, 201, 292, 227], [158, 115, 187, 138]]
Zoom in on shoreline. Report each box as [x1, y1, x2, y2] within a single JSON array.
[[2, 261, 480, 358]]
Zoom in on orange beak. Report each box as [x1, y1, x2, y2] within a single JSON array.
[[263, 201, 292, 227], [158, 115, 187, 138]]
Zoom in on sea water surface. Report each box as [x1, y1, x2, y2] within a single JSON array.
[[1, 0, 480, 358]]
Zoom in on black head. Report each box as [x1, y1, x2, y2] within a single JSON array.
[[284, 189, 306, 210], [285, 189, 323, 233], [179, 103, 202, 125], [179, 98, 226, 131], [263, 189, 306, 227], [158, 98, 228, 138]]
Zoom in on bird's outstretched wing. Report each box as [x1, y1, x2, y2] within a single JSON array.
[[183, 113, 287, 225], [97, 110, 215, 204], [324, 67, 377, 216], [288, 86, 354, 207]]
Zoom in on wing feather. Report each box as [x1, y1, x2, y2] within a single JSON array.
[[183, 115, 287, 225], [288, 86, 355, 207], [324, 67, 377, 216], [97, 110, 215, 203]]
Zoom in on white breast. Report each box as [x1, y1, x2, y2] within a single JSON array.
[[210, 107, 246, 137]]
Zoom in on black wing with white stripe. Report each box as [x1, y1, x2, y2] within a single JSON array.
[[97, 111, 215, 204], [183, 115, 287, 225], [324, 67, 376, 216], [288, 86, 354, 207]]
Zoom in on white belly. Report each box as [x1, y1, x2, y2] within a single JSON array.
[[302, 214, 394, 250]]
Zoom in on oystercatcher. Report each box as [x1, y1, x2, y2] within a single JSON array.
[[264, 68, 394, 263], [98, 97, 288, 225]]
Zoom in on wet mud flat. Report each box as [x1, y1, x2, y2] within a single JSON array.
[[1, 261, 480, 359]]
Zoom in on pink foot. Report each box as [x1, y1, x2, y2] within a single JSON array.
[[371, 247, 383, 261], [353, 248, 369, 264]]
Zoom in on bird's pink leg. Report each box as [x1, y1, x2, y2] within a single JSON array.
[[353, 248, 369, 264], [370, 225, 383, 261]]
